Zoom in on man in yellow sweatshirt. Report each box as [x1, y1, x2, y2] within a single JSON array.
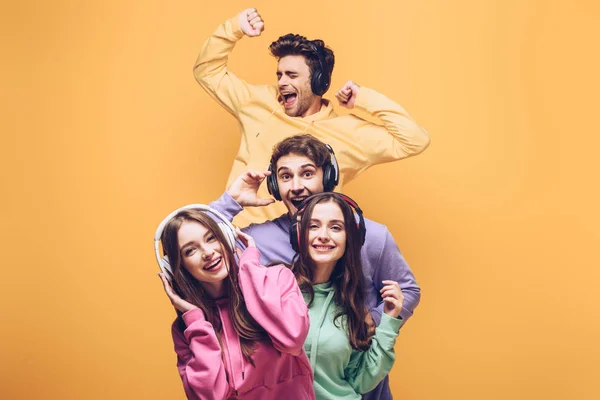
[[194, 8, 430, 225]]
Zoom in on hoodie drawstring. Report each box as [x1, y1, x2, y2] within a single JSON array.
[[309, 289, 335, 368]]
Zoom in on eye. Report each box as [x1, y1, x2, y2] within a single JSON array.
[[207, 234, 216, 242], [309, 224, 319, 230], [280, 173, 291, 181], [184, 247, 196, 257], [303, 171, 313, 178], [331, 225, 342, 231]]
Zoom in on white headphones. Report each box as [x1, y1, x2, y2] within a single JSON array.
[[153, 204, 237, 278]]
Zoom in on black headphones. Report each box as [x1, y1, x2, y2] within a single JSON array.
[[267, 144, 339, 201], [309, 43, 331, 96], [289, 193, 366, 253]]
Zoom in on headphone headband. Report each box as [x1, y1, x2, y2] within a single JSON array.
[[289, 192, 366, 252]]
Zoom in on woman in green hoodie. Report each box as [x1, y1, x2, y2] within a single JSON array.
[[289, 192, 405, 399]]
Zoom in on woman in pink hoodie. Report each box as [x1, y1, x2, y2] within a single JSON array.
[[156, 206, 315, 399]]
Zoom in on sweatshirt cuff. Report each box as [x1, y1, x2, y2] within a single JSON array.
[[352, 86, 377, 113], [182, 308, 205, 327], [228, 15, 244, 40], [239, 246, 260, 266], [375, 313, 403, 348]]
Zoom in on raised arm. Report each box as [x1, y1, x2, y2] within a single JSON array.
[[209, 169, 274, 223], [172, 310, 229, 400], [236, 242, 309, 356], [335, 81, 430, 163], [193, 9, 264, 116]]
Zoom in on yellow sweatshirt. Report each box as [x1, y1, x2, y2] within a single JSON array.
[[194, 15, 430, 226]]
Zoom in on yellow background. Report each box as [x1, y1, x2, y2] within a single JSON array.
[[2, 0, 599, 399]]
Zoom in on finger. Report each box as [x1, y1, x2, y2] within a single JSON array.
[[379, 284, 397, 293], [253, 21, 265, 33], [247, 11, 258, 20], [380, 289, 399, 300], [336, 93, 349, 103], [382, 280, 400, 287], [249, 16, 262, 26], [256, 198, 276, 206], [236, 229, 255, 247]]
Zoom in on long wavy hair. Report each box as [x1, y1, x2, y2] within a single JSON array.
[[291, 193, 372, 351], [161, 209, 268, 362]]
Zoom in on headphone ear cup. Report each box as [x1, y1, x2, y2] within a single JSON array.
[[267, 171, 281, 201], [160, 256, 174, 280], [311, 69, 324, 96], [322, 164, 333, 192], [217, 222, 237, 251]]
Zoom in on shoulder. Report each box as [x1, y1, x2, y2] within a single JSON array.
[[362, 217, 394, 254]]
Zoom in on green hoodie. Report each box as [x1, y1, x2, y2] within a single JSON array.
[[303, 282, 403, 399]]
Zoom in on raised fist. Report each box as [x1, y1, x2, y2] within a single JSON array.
[[238, 8, 264, 37]]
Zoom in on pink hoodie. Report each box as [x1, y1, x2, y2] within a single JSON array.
[[171, 246, 315, 399]]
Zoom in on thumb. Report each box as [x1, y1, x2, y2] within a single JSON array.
[[255, 198, 276, 206]]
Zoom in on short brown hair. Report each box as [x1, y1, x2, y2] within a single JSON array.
[[269, 34, 335, 81], [270, 134, 331, 170]]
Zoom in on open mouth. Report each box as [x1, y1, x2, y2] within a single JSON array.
[[290, 197, 307, 209], [281, 92, 297, 108], [204, 257, 222, 272]]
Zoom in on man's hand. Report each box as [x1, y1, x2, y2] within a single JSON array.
[[335, 80, 360, 109], [226, 169, 275, 207], [238, 8, 264, 37]]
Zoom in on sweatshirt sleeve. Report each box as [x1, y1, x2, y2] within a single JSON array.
[[352, 86, 430, 164], [369, 229, 421, 325], [344, 313, 403, 394], [193, 15, 253, 117], [172, 309, 230, 400], [237, 246, 310, 356]]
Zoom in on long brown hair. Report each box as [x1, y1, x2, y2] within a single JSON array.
[[161, 209, 268, 362], [291, 193, 372, 351]]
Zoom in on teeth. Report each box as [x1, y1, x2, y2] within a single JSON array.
[[206, 258, 220, 269]]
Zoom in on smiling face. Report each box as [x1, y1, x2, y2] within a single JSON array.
[[276, 152, 325, 215], [307, 200, 347, 272], [177, 220, 229, 295], [277, 55, 322, 117]]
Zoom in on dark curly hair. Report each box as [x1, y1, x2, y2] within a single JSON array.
[[269, 34, 335, 83]]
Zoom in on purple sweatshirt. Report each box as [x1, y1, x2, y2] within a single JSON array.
[[211, 192, 421, 400]]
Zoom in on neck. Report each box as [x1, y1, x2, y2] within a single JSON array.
[[301, 97, 323, 118], [314, 261, 336, 284], [202, 280, 226, 299]]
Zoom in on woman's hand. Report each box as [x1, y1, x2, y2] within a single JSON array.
[[236, 229, 256, 248], [381, 280, 404, 319], [158, 273, 198, 313]]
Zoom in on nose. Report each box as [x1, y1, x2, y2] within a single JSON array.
[[317, 227, 330, 242], [278, 75, 289, 87], [291, 176, 304, 192], [201, 246, 213, 261]]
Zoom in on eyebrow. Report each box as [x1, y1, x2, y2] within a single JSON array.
[[277, 163, 317, 174], [179, 231, 212, 252], [310, 218, 345, 225]]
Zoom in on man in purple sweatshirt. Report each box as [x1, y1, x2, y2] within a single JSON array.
[[210, 133, 420, 400]]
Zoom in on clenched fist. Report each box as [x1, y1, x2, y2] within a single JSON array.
[[335, 80, 360, 109], [238, 8, 264, 37]]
